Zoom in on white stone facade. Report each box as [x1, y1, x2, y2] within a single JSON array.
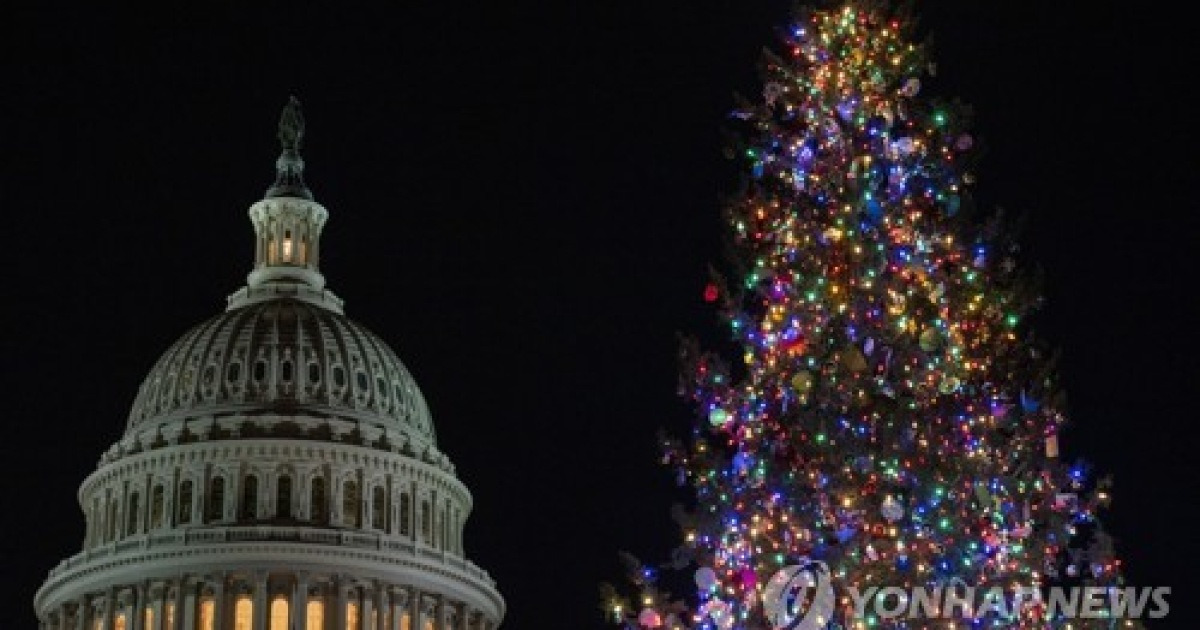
[[34, 109, 504, 630]]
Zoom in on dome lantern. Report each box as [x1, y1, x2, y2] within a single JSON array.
[[228, 97, 342, 313]]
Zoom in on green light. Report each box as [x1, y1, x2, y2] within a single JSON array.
[[1006, 314, 1019, 327]]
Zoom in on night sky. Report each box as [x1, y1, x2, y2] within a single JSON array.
[[2, 2, 1193, 628]]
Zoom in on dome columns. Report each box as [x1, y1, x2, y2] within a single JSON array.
[[39, 573, 497, 630], [246, 197, 328, 290]]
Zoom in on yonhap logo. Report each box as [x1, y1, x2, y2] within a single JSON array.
[[762, 560, 836, 630]]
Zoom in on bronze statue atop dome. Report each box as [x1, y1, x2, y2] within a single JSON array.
[[265, 95, 313, 200]]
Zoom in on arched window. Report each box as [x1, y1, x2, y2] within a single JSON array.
[[198, 596, 216, 630], [342, 480, 360, 528], [311, 477, 327, 524], [281, 360, 294, 383], [269, 596, 289, 630], [277, 475, 293, 519], [420, 501, 431, 544], [282, 229, 294, 262], [89, 497, 101, 545], [150, 485, 165, 529], [346, 600, 360, 630], [178, 480, 193, 524], [208, 477, 225, 521], [107, 499, 118, 541], [306, 599, 324, 630], [441, 504, 449, 549], [399, 493, 411, 536], [234, 596, 253, 630], [371, 486, 386, 530], [241, 476, 259, 520], [126, 492, 140, 536]]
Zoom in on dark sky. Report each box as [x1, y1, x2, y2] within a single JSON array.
[[2, 2, 1193, 628]]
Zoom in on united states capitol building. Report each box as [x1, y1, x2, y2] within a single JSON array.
[[34, 99, 505, 630]]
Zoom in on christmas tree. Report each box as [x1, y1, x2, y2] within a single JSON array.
[[604, 2, 1138, 628]]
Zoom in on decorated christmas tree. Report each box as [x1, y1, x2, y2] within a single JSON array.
[[604, 2, 1139, 628]]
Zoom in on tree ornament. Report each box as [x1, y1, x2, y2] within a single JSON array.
[[899, 77, 921, 97], [708, 408, 730, 428], [938, 375, 960, 394], [881, 495, 904, 523], [919, 328, 941, 352], [1045, 434, 1060, 458], [791, 371, 814, 395], [703, 283, 719, 303], [694, 567, 718, 591], [637, 608, 662, 628], [955, 133, 974, 152], [738, 567, 758, 590], [842, 348, 868, 373], [701, 600, 734, 630]]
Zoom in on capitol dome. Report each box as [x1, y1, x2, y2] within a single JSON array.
[[125, 300, 436, 449], [35, 98, 504, 630]]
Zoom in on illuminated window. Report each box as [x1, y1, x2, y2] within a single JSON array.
[[371, 486, 386, 530], [165, 601, 176, 630], [199, 597, 215, 630], [143, 607, 154, 630], [150, 485, 165, 529], [208, 477, 225, 521], [311, 477, 327, 523], [282, 230, 294, 261], [277, 475, 293, 519], [399, 494, 411, 536], [422, 619, 434, 630], [269, 596, 289, 630], [343, 480, 360, 528], [399, 611, 411, 630], [93, 615, 103, 630], [346, 601, 360, 630], [178, 480, 193, 524], [306, 599, 324, 630], [234, 596, 253, 630], [242, 476, 259, 520], [114, 612, 127, 630]]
